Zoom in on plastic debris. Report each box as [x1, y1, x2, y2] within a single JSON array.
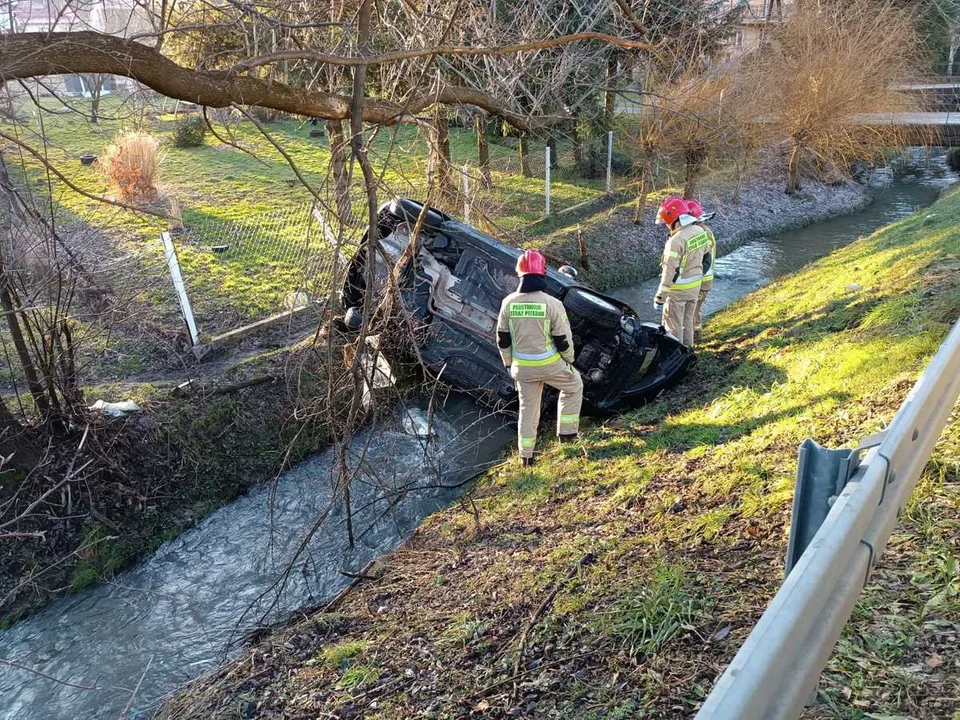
[[89, 400, 142, 417], [845, 283, 862, 292]]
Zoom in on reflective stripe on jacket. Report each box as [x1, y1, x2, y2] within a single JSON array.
[[657, 225, 710, 301], [497, 290, 574, 368]]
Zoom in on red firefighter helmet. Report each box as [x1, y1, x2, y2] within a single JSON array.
[[656, 197, 688, 227], [516, 249, 547, 276], [685, 199, 705, 219]]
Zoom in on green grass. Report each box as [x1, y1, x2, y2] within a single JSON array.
[[318, 639, 369, 670], [594, 563, 704, 659]]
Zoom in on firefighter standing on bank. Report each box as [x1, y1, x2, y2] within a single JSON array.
[[497, 250, 583, 467], [654, 197, 710, 349], [683, 198, 717, 344]]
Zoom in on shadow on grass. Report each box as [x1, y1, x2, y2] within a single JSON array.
[[715, 295, 887, 346]]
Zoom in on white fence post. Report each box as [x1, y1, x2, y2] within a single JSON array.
[[545, 146, 552, 217], [161, 231, 200, 346], [606, 130, 614, 193], [462, 165, 471, 224]]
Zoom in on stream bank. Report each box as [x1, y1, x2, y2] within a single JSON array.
[[0, 337, 333, 628], [533, 157, 874, 290]]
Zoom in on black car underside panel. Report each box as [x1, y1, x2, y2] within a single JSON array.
[[418, 320, 515, 403]]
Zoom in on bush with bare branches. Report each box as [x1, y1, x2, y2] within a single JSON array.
[[100, 132, 161, 205], [619, 68, 745, 222], [741, 0, 921, 194]]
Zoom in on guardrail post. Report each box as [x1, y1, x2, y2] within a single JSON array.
[[785, 439, 860, 576]]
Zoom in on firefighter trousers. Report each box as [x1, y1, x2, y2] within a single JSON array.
[[694, 285, 711, 343], [513, 360, 583, 459], [663, 295, 697, 349]]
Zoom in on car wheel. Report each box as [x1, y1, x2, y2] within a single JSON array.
[[563, 289, 622, 331], [344, 306, 363, 331]]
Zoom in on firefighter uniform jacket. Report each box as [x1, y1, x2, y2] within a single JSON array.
[[699, 224, 716, 292], [657, 224, 711, 302], [496, 290, 575, 376]]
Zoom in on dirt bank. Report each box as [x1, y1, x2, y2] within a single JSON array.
[[534, 163, 871, 290], [0, 336, 340, 627]]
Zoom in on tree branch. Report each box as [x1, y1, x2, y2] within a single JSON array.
[[0, 31, 632, 131], [610, 0, 650, 37], [231, 31, 656, 71]]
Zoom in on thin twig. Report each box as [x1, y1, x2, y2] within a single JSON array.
[[0, 658, 100, 691]]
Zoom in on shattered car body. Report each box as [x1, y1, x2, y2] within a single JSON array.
[[339, 199, 693, 415]]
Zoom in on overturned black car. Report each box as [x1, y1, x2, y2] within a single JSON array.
[[339, 199, 693, 415]]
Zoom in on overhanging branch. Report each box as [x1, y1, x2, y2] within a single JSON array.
[[0, 31, 630, 131]]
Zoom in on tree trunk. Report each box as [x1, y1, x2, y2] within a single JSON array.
[[0, 268, 49, 418], [475, 115, 492, 189], [604, 54, 617, 129], [572, 125, 584, 166], [683, 146, 705, 199], [518, 134, 531, 178], [327, 119, 352, 226], [433, 110, 454, 198], [786, 137, 804, 194], [87, 74, 105, 124]]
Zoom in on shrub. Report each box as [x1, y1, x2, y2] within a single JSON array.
[[947, 148, 960, 172], [172, 115, 207, 148], [101, 132, 160, 204]]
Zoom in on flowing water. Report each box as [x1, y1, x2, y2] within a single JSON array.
[[1, 150, 956, 720], [613, 151, 958, 323], [0, 396, 513, 719]]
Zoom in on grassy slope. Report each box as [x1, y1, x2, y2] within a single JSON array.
[[162, 188, 960, 720]]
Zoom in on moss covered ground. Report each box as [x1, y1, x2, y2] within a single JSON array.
[[160, 188, 959, 719]]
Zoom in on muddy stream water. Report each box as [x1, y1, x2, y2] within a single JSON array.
[[0, 151, 955, 720]]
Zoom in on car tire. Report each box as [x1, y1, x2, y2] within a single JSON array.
[[563, 289, 622, 331], [344, 306, 363, 331]]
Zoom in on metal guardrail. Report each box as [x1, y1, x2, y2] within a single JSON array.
[[696, 319, 960, 720]]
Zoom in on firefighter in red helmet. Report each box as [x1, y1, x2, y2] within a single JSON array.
[[654, 197, 709, 349], [496, 250, 583, 467]]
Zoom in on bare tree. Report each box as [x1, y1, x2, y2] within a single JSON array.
[[741, 0, 920, 194]]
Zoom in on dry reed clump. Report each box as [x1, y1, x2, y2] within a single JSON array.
[[101, 132, 161, 204]]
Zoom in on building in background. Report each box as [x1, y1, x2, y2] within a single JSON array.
[[724, 0, 793, 59], [1, 0, 153, 97]]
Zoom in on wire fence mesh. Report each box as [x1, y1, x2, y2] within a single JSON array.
[[168, 204, 341, 339]]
